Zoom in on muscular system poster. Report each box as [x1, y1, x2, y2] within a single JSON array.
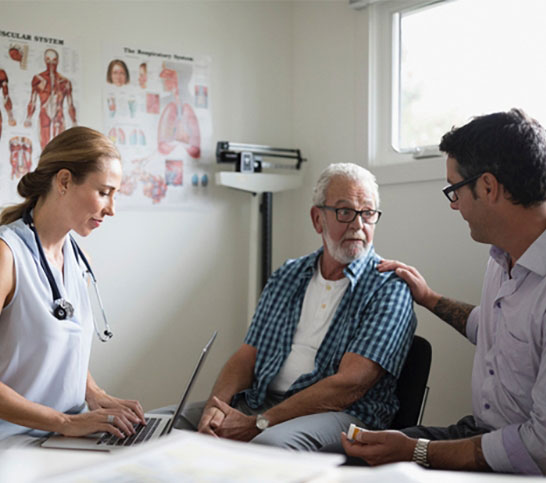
[[0, 29, 80, 207], [103, 45, 212, 208]]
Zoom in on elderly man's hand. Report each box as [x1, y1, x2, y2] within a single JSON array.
[[341, 428, 417, 467], [198, 405, 226, 436], [209, 396, 260, 442]]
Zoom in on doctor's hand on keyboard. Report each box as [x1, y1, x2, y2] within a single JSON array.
[[99, 416, 161, 446]]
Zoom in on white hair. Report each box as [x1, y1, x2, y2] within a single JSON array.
[[312, 163, 380, 208]]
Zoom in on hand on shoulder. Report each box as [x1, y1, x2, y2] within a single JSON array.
[[377, 259, 440, 310]]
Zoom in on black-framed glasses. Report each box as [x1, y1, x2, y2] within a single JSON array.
[[442, 173, 483, 202], [319, 205, 382, 224]]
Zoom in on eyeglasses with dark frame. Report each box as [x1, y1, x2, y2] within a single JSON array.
[[442, 173, 483, 202], [319, 205, 382, 224]]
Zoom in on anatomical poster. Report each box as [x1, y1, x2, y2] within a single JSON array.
[[0, 29, 80, 207], [102, 44, 212, 208]]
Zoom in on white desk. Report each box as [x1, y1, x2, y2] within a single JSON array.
[[0, 446, 106, 482], [0, 431, 542, 483], [0, 430, 341, 482], [315, 465, 546, 483]]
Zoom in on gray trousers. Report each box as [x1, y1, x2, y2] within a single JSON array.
[[171, 394, 366, 452], [400, 414, 490, 440]]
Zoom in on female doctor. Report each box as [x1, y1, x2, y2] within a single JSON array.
[[0, 126, 145, 445]]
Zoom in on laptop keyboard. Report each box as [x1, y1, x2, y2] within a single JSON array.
[[98, 416, 162, 446]]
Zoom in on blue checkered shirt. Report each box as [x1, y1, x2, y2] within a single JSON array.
[[240, 246, 416, 429]]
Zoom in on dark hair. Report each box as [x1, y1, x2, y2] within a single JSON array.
[[106, 59, 130, 84], [439, 108, 546, 207], [1, 126, 120, 225]]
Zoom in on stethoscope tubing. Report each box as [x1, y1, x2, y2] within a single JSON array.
[[22, 209, 113, 342]]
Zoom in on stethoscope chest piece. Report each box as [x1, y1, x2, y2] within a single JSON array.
[[53, 299, 75, 320]]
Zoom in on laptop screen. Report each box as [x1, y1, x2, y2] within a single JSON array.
[[165, 330, 217, 434]]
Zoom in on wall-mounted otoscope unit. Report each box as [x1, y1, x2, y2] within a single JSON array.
[[216, 141, 305, 173]]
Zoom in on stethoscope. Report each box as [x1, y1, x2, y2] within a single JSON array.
[[22, 209, 113, 342]]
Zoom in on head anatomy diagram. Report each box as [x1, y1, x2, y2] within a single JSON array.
[[0, 126, 121, 226], [312, 163, 380, 265], [44, 48, 59, 71]]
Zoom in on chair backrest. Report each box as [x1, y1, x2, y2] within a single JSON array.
[[390, 334, 432, 430]]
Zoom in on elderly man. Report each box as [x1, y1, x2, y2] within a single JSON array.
[[178, 163, 415, 451], [341, 109, 546, 475]]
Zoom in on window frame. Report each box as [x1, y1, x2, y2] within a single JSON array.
[[364, 0, 447, 185]]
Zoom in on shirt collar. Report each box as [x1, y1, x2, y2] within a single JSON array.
[[516, 228, 546, 276], [303, 245, 376, 287], [344, 246, 375, 288], [490, 228, 546, 276], [302, 248, 322, 278]]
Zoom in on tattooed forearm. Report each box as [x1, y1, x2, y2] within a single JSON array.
[[432, 297, 475, 335]]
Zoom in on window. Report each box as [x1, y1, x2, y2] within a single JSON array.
[[367, 0, 546, 184]]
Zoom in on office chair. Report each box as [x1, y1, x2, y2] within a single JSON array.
[[390, 334, 432, 430]]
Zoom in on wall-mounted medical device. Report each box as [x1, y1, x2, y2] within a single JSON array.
[[216, 141, 306, 173], [215, 140, 306, 324]]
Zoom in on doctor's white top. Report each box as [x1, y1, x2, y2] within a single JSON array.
[[0, 218, 93, 440]]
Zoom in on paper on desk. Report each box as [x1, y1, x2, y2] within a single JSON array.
[[41, 429, 345, 483], [312, 462, 546, 483], [310, 463, 427, 483]]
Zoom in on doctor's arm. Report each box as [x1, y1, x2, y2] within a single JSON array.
[[0, 241, 136, 439], [0, 379, 136, 439], [85, 372, 145, 424]]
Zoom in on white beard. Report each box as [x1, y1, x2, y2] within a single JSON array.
[[323, 223, 370, 265]]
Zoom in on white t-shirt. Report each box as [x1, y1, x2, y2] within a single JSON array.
[[269, 261, 349, 394]]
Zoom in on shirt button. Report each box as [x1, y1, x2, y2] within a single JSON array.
[[326, 285, 331, 291], [321, 304, 326, 309], [484, 403, 490, 410], [489, 369, 494, 375]]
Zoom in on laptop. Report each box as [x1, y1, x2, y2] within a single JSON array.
[[41, 331, 217, 451]]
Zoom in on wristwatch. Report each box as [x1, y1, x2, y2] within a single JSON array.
[[412, 438, 430, 467], [256, 414, 270, 431]]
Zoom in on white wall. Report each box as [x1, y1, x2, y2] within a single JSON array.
[[286, 1, 490, 425], [2, 0, 490, 425], [2, 0, 295, 410]]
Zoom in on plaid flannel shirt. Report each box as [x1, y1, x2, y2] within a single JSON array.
[[240, 246, 416, 429]]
